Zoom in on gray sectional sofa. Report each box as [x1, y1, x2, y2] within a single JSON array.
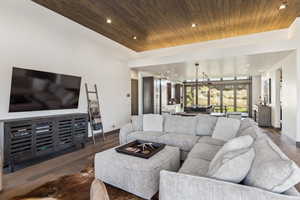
[[120, 114, 220, 160], [119, 114, 300, 200]]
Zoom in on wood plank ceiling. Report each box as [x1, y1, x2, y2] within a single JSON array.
[[32, 0, 300, 52]]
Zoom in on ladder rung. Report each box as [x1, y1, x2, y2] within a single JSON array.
[[87, 91, 97, 94]]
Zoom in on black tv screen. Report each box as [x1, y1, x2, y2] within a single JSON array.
[[9, 67, 82, 112]]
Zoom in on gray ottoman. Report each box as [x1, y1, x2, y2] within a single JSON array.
[[95, 146, 180, 199]]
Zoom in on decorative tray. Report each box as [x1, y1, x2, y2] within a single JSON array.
[[115, 140, 165, 159]]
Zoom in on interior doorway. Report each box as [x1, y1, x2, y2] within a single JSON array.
[[278, 68, 283, 130], [131, 79, 139, 115]]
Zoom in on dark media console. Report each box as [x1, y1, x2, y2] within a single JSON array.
[[3, 113, 88, 172]]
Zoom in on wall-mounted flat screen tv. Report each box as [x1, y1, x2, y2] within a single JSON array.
[[9, 67, 82, 112]]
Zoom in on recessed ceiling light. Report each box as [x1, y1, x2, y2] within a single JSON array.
[[106, 18, 112, 24], [191, 23, 197, 28], [279, 2, 288, 10], [133, 36, 137, 40]]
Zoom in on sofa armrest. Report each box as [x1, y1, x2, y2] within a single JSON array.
[[159, 170, 300, 200], [119, 123, 134, 145]]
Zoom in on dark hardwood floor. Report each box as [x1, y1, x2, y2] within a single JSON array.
[[1, 128, 300, 199], [0, 131, 119, 200]]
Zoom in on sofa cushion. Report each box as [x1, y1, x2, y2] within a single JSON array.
[[164, 115, 197, 135], [195, 114, 217, 136], [131, 115, 143, 131], [158, 133, 200, 152], [143, 114, 163, 132], [244, 136, 300, 193], [188, 143, 222, 161], [127, 131, 164, 143], [197, 136, 225, 146], [212, 117, 240, 141], [179, 158, 210, 177], [207, 147, 255, 183]]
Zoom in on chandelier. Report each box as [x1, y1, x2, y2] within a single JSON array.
[[195, 63, 209, 83]]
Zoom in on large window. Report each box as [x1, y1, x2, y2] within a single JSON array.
[[184, 85, 196, 107], [209, 86, 221, 112], [198, 86, 209, 106], [223, 85, 235, 112], [184, 77, 251, 114], [236, 84, 249, 113]]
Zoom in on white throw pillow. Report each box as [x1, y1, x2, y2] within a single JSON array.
[[244, 136, 300, 193], [207, 148, 255, 183], [207, 135, 255, 183], [143, 114, 163, 132], [212, 117, 240, 141], [210, 135, 254, 167]]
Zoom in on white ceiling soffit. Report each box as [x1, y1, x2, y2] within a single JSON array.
[[132, 50, 294, 81]]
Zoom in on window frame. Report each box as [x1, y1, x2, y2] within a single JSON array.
[[183, 77, 252, 115]]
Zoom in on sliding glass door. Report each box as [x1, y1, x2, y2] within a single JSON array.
[[184, 85, 196, 107], [184, 78, 251, 114], [198, 85, 209, 106], [236, 84, 249, 113], [210, 85, 221, 112], [222, 85, 235, 112]]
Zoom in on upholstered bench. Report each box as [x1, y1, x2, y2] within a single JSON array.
[[94, 145, 180, 199]]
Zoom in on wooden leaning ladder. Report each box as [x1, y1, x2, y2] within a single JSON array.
[[85, 83, 105, 144]]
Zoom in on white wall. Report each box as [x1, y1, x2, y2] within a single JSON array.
[[281, 52, 298, 141], [0, 0, 135, 133], [297, 49, 300, 142], [261, 69, 281, 128], [252, 75, 261, 106], [262, 52, 298, 140]]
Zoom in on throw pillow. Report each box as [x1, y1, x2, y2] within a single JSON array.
[[210, 135, 254, 166], [207, 147, 255, 183], [143, 114, 163, 132], [212, 117, 241, 141], [244, 136, 300, 193], [207, 135, 255, 183]]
